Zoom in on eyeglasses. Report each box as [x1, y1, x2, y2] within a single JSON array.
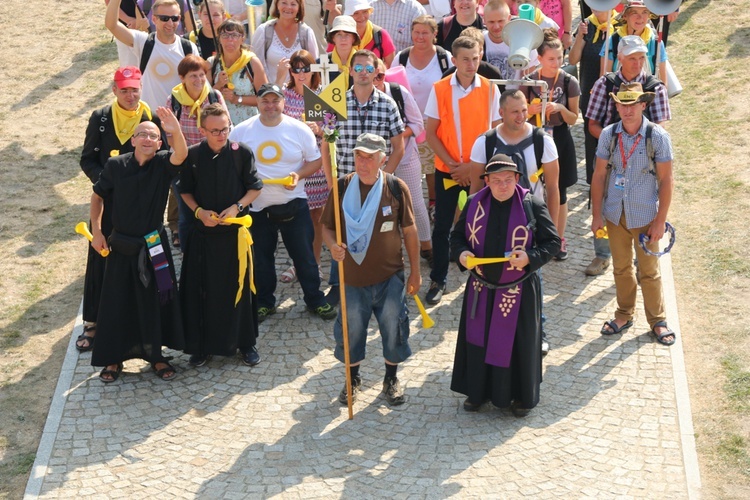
[[205, 127, 230, 136], [353, 64, 375, 74], [220, 32, 243, 40], [291, 66, 311, 74], [155, 14, 181, 23], [133, 132, 160, 140], [374, 73, 385, 81]]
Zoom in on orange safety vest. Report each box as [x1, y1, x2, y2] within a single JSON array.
[[433, 75, 492, 173]]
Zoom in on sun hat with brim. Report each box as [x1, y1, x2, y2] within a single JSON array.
[[353, 133, 386, 154], [327, 15, 361, 45], [609, 82, 655, 105], [615, 0, 658, 25], [344, 0, 373, 16], [480, 153, 521, 178]]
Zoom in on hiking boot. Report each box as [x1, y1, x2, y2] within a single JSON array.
[[425, 281, 446, 305], [339, 376, 362, 405], [555, 237, 568, 261], [257, 306, 276, 323], [382, 376, 405, 406], [308, 303, 337, 320], [325, 285, 340, 307], [240, 346, 261, 366], [584, 257, 610, 276], [188, 354, 211, 367]]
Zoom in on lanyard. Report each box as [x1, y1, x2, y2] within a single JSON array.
[[618, 132, 642, 170]]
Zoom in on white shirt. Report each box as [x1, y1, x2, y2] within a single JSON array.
[[393, 48, 454, 116]]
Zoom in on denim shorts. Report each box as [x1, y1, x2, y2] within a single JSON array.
[[333, 271, 412, 365]]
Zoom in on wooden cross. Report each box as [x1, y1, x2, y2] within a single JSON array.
[[310, 59, 339, 87]]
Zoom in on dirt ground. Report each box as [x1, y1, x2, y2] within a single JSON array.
[[0, 0, 747, 498]]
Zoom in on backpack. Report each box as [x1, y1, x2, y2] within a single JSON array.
[[169, 89, 220, 121], [371, 26, 383, 57], [602, 121, 656, 201], [603, 72, 663, 125], [210, 56, 255, 84], [609, 32, 659, 78], [440, 15, 454, 42], [388, 82, 406, 123], [483, 127, 547, 191], [398, 46, 450, 73], [264, 20, 309, 58], [139, 32, 194, 74]]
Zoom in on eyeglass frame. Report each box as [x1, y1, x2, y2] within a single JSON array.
[[352, 64, 375, 74]]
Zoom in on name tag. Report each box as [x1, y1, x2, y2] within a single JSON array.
[[149, 245, 164, 257], [380, 221, 394, 232], [614, 174, 626, 190], [382, 205, 392, 216]]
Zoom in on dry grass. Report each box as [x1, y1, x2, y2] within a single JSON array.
[[0, 0, 748, 498]]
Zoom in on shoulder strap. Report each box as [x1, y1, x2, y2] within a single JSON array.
[[264, 20, 278, 58], [139, 32, 157, 74], [207, 89, 219, 104], [562, 71, 571, 96], [645, 121, 656, 174], [441, 15, 454, 42], [642, 74, 662, 92], [388, 83, 406, 122], [610, 32, 620, 62], [522, 192, 536, 234], [373, 26, 382, 55], [298, 23, 308, 51], [435, 46, 449, 71], [385, 173, 403, 210], [170, 95, 182, 121], [399, 47, 410, 67], [532, 127, 545, 171], [483, 129, 497, 167], [179, 36, 193, 56]]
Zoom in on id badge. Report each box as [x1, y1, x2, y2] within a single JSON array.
[[380, 221, 394, 232], [614, 174, 626, 190]]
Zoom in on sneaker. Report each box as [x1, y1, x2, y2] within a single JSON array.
[[383, 376, 405, 406], [325, 285, 340, 307], [425, 281, 446, 305], [257, 306, 276, 323], [308, 303, 337, 320], [338, 376, 362, 405], [584, 257, 611, 276], [240, 346, 261, 366], [541, 335, 550, 358], [555, 237, 568, 261], [188, 354, 211, 367]]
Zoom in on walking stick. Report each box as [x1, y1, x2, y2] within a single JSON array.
[[186, 0, 200, 46]]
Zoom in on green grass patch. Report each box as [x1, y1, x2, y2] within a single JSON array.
[[0, 452, 36, 478], [722, 356, 750, 411], [717, 434, 750, 477]]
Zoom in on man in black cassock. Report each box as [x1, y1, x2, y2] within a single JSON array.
[[178, 104, 264, 368], [450, 154, 560, 416], [90, 106, 188, 383]]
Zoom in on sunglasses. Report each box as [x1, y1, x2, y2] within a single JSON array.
[[291, 66, 311, 74], [353, 64, 375, 74], [374, 73, 385, 81], [155, 14, 181, 23]]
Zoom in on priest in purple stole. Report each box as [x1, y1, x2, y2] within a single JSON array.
[[450, 154, 560, 417]]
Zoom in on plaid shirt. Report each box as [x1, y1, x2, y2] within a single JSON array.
[[166, 92, 228, 147], [370, 0, 427, 53], [335, 88, 405, 175], [585, 70, 671, 127], [596, 118, 674, 229]]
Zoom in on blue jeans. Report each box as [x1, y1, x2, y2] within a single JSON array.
[[251, 199, 326, 310], [431, 170, 469, 285], [594, 233, 612, 259], [333, 271, 412, 365]]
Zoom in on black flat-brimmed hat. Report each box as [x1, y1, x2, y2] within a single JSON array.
[[480, 153, 521, 178]]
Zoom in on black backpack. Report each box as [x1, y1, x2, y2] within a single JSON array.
[[398, 46, 450, 73], [388, 82, 406, 123], [603, 72, 663, 125], [169, 89, 220, 121], [139, 32, 194, 74], [483, 127, 547, 190]]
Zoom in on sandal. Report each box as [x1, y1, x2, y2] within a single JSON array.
[[76, 325, 96, 352], [650, 320, 676, 346], [280, 266, 297, 283], [99, 363, 123, 383], [152, 361, 177, 381], [601, 319, 633, 336]]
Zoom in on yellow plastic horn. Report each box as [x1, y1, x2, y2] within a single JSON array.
[[263, 175, 295, 186], [443, 178, 459, 190], [530, 167, 544, 183], [75, 222, 109, 257], [528, 98, 542, 127], [466, 255, 511, 268], [221, 215, 253, 227], [595, 228, 608, 239], [413, 295, 435, 329]]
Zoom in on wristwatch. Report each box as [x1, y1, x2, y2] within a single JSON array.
[[237, 95, 243, 104], [236, 202, 244, 212]]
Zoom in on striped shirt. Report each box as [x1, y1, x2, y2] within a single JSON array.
[[370, 0, 427, 53]]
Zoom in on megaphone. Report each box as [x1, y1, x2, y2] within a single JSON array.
[[583, 0, 620, 11], [643, 0, 682, 16], [501, 19, 544, 71]]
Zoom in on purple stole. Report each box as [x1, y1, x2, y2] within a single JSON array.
[[464, 185, 533, 367]]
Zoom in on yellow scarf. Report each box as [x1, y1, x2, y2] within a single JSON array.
[[534, 7, 544, 25], [223, 49, 256, 81], [588, 11, 616, 44], [171, 82, 211, 128], [331, 48, 355, 83], [357, 21, 374, 51], [616, 23, 653, 46], [112, 100, 152, 145], [235, 226, 256, 305]]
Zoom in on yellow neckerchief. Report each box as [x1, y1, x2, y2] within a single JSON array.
[[616, 23, 653, 46], [331, 48, 354, 82], [171, 82, 211, 127], [235, 225, 255, 305], [588, 11, 616, 44], [357, 21, 374, 50], [223, 49, 256, 81], [111, 99, 152, 145], [534, 7, 544, 25]]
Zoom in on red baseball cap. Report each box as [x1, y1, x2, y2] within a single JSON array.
[[114, 66, 142, 89]]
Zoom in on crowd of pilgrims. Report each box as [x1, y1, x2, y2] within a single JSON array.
[[77, 0, 677, 415]]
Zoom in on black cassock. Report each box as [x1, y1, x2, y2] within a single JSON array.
[[91, 151, 184, 367], [179, 141, 263, 357], [449, 194, 560, 410]]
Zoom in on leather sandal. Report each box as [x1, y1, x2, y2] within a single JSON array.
[[99, 363, 123, 383]]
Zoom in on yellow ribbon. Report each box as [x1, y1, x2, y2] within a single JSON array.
[[616, 23, 653, 46], [533, 7, 544, 25], [235, 225, 256, 306], [357, 20, 374, 51], [588, 11, 616, 44], [171, 82, 211, 128], [223, 49, 256, 82], [111, 100, 152, 145]]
